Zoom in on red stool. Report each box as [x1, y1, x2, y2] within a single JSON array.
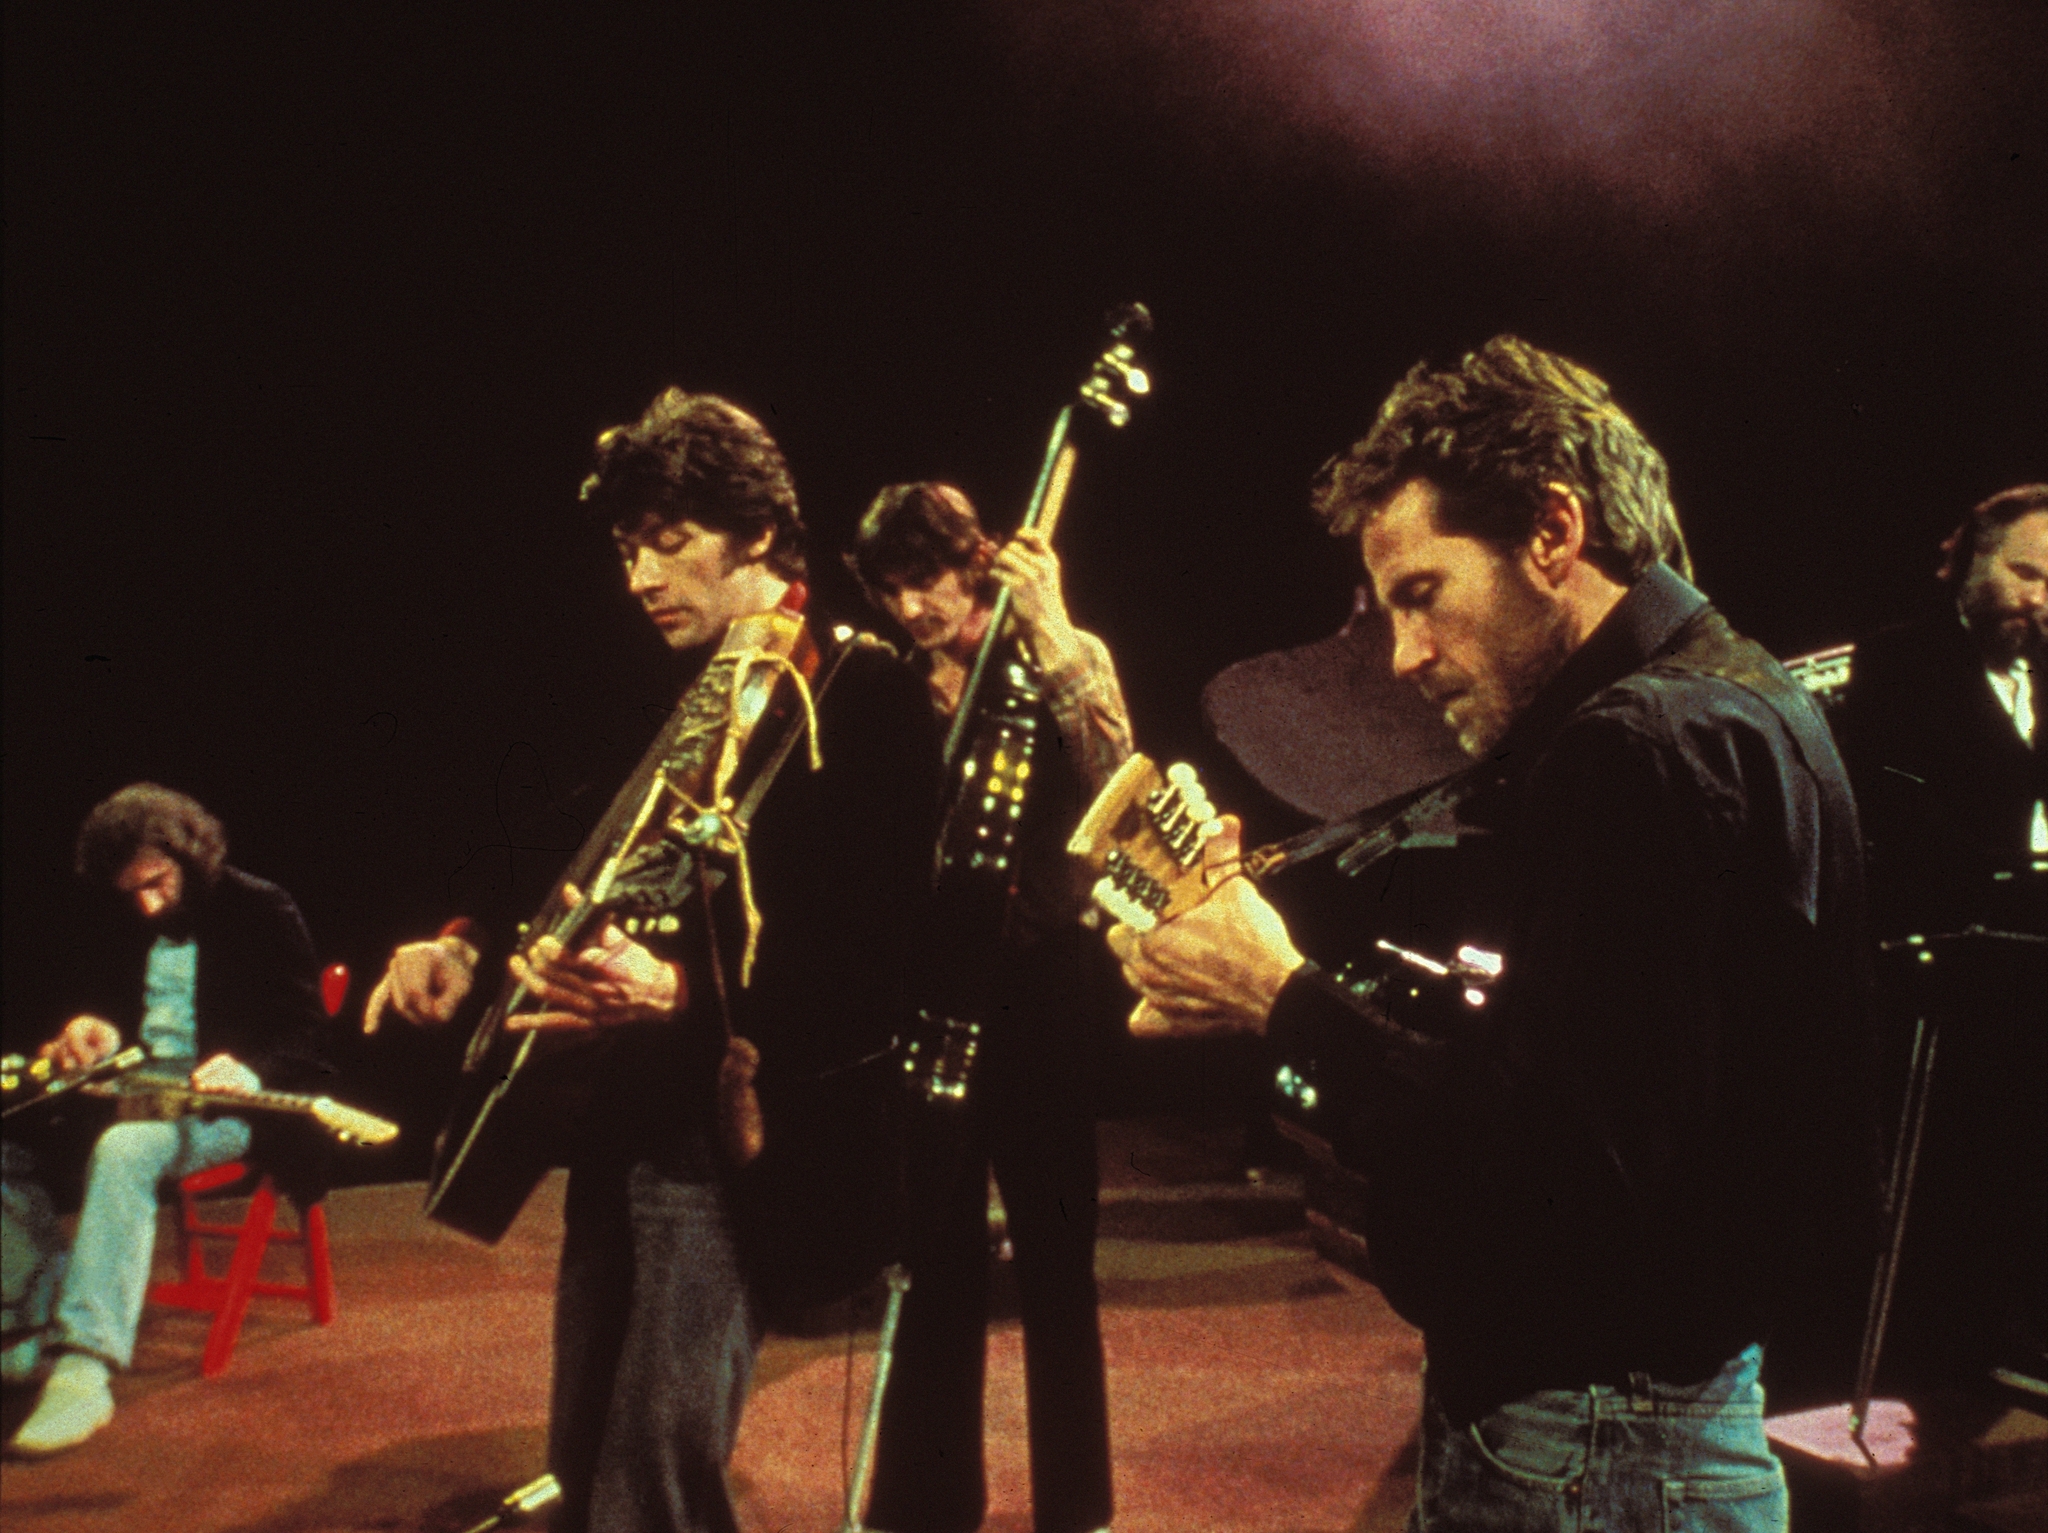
[[148, 1164, 336, 1377], [146, 961, 350, 1377]]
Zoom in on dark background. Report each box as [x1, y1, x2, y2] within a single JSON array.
[[7, 1, 2045, 1055]]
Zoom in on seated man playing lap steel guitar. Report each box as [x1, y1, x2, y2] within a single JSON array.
[[4, 785, 326, 1458]]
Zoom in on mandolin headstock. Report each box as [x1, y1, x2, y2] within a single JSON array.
[[1067, 754, 1225, 932]]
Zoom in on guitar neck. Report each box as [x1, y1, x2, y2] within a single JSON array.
[[155, 1084, 320, 1118], [941, 408, 1080, 770], [94, 1074, 401, 1145]]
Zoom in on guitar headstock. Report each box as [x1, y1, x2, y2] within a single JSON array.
[[1076, 302, 1153, 428], [1067, 754, 1224, 932], [308, 1097, 401, 1147]]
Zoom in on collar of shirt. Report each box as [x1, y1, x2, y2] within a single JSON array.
[[1489, 560, 1711, 770], [1984, 654, 2035, 745]]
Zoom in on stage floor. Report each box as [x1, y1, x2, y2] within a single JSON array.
[[1, 1117, 1423, 1533]]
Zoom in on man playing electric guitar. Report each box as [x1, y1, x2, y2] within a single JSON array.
[[364, 392, 938, 1533], [1106, 338, 1877, 1533], [5, 785, 327, 1457], [846, 481, 1130, 1533]]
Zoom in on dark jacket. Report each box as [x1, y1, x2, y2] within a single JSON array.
[[74, 865, 330, 1197], [1834, 607, 2047, 939], [1268, 564, 1877, 1423], [566, 628, 942, 1313]]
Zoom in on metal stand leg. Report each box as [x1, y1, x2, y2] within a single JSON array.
[[840, 1263, 912, 1533], [1851, 1009, 1941, 1456]]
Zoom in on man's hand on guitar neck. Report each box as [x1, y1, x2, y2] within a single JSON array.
[[1105, 816, 1306, 1039], [992, 528, 1086, 678], [505, 884, 686, 1033]]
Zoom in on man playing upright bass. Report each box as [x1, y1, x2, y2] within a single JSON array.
[[365, 391, 938, 1533], [1107, 337, 1875, 1532], [847, 481, 1131, 1533]]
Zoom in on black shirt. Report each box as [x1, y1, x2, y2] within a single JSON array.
[[1268, 564, 1876, 1422]]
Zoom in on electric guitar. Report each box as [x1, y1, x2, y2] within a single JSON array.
[[81, 1070, 400, 1146], [1068, 753, 1502, 1143]]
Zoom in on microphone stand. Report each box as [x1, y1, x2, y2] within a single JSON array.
[[458, 1473, 561, 1533], [1849, 925, 2048, 1458], [839, 1264, 912, 1533]]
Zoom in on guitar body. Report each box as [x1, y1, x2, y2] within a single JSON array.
[[425, 1027, 609, 1242], [423, 600, 821, 1244], [935, 648, 1043, 892], [79, 1069, 401, 1145]]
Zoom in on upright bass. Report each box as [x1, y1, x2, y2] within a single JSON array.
[[904, 303, 1154, 1105]]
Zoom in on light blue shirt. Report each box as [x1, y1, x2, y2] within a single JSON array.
[[139, 937, 198, 1061]]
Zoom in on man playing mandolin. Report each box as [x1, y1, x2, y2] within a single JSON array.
[[846, 482, 1130, 1533], [5, 785, 327, 1457], [365, 391, 937, 1533], [1106, 337, 1875, 1532]]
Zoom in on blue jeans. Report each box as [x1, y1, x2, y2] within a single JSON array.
[[551, 1164, 761, 1533], [1412, 1346, 1787, 1533], [2, 1141, 68, 1380], [52, 1116, 252, 1369]]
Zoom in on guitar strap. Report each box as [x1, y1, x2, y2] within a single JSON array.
[[696, 625, 877, 1028], [732, 631, 872, 834], [697, 626, 876, 1168]]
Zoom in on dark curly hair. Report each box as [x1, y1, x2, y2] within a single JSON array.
[[1936, 483, 2048, 588], [844, 482, 998, 603], [75, 783, 227, 890], [578, 389, 807, 579], [1312, 335, 1693, 586]]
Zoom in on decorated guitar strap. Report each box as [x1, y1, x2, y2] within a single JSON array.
[[692, 623, 878, 1167]]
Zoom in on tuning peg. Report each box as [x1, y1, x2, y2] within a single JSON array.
[[1105, 301, 1153, 340], [1108, 347, 1151, 395], [1079, 376, 1133, 427]]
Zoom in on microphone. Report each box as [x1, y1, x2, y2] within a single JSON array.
[[458, 1473, 562, 1533]]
